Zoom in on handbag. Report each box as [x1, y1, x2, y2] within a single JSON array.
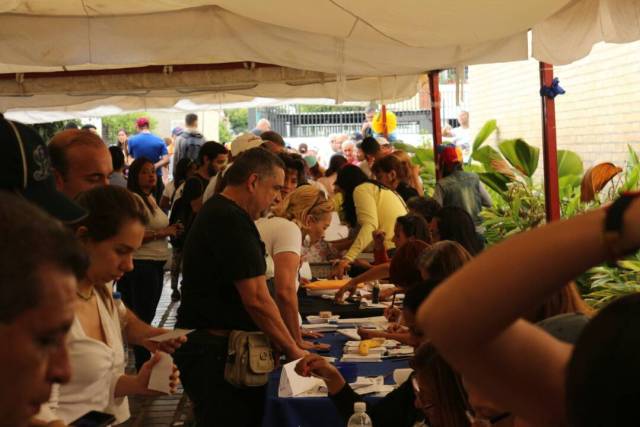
[[224, 330, 275, 387]]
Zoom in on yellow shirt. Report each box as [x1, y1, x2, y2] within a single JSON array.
[[344, 183, 407, 261]]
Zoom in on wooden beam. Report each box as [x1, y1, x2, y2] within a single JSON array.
[[428, 70, 442, 179], [539, 61, 561, 222]]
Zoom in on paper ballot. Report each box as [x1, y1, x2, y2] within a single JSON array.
[[278, 359, 325, 397], [147, 352, 173, 394], [148, 328, 194, 342]]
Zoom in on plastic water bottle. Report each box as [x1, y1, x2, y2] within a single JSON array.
[[347, 402, 372, 426], [113, 291, 129, 363]]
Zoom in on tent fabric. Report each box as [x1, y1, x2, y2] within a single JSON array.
[[0, 69, 420, 112], [0, 0, 638, 115], [533, 0, 640, 65]]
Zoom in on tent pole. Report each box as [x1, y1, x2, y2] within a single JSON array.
[[381, 104, 388, 138], [539, 62, 561, 222], [428, 71, 442, 179]]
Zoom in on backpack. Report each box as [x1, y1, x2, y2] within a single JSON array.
[[179, 131, 205, 163]]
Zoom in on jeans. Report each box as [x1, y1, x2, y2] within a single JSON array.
[[173, 331, 266, 426], [117, 259, 166, 371]]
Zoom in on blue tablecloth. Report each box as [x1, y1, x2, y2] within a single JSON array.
[[262, 331, 410, 427]]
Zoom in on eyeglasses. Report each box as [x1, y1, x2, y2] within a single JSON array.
[[465, 410, 511, 426]]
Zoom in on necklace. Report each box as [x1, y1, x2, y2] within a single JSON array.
[[76, 287, 95, 301]]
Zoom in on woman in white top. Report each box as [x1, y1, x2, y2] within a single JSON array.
[[36, 186, 182, 426], [256, 185, 334, 350], [119, 157, 183, 370]]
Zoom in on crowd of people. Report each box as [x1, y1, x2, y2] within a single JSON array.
[[1, 108, 634, 427]]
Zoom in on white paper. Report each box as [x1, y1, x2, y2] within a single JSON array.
[[341, 354, 382, 363], [337, 328, 361, 341], [300, 324, 338, 332], [393, 368, 413, 385], [278, 359, 325, 397], [147, 352, 173, 394], [148, 328, 194, 342], [336, 316, 388, 325]]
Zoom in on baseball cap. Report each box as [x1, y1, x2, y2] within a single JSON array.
[[438, 144, 463, 168], [136, 117, 150, 128], [0, 114, 87, 223], [304, 155, 318, 168], [171, 126, 183, 136], [230, 132, 264, 157]]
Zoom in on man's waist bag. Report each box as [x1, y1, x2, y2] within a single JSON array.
[[224, 331, 275, 387]]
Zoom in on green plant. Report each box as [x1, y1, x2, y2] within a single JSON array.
[[581, 254, 640, 309], [102, 113, 158, 144]]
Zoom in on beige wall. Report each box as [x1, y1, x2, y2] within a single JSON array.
[[468, 40, 640, 173], [151, 111, 220, 141]]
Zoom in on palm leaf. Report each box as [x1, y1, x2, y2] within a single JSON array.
[[472, 119, 497, 152], [580, 162, 622, 202], [498, 139, 539, 178], [557, 150, 583, 178]]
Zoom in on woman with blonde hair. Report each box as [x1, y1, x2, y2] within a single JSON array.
[[256, 185, 334, 349], [391, 150, 424, 196]]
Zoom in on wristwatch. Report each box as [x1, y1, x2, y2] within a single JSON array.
[[603, 191, 640, 264]]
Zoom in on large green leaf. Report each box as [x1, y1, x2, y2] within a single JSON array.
[[478, 172, 511, 195], [557, 150, 583, 178], [472, 119, 497, 152], [498, 139, 539, 178], [471, 145, 503, 172], [414, 148, 434, 166], [393, 142, 418, 154]]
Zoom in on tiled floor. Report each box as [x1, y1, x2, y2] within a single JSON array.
[[121, 276, 192, 427]]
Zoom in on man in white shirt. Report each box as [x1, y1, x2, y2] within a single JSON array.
[[451, 110, 473, 163]]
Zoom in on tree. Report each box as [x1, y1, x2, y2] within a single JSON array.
[[102, 113, 158, 144], [224, 109, 249, 134], [219, 120, 233, 143]]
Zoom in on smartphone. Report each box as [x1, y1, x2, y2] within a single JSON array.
[[69, 411, 116, 427]]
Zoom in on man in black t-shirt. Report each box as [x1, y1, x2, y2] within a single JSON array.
[[175, 147, 306, 427]]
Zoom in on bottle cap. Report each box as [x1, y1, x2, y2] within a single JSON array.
[[354, 402, 366, 413]]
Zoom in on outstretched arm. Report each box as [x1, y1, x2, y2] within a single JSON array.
[[418, 199, 640, 424]]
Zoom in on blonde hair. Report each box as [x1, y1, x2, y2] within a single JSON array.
[[273, 185, 333, 229], [391, 150, 421, 189]]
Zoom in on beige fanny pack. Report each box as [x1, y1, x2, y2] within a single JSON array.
[[224, 330, 275, 387]]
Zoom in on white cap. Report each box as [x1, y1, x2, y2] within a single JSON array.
[[354, 402, 366, 413], [230, 132, 263, 157]]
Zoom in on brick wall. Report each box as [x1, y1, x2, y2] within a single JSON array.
[[467, 40, 640, 173]]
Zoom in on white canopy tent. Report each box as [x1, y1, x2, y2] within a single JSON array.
[[0, 0, 638, 120]]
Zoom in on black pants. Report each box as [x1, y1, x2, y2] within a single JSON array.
[[173, 331, 266, 427], [117, 259, 166, 371]]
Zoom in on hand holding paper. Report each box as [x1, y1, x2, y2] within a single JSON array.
[[144, 352, 179, 395]]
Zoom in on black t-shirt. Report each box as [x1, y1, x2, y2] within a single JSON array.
[[396, 181, 420, 202], [176, 194, 267, 331], [180, 174, 209, 222]]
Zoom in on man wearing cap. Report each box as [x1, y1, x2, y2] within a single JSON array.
[[201, 132, 263, 203], [127, 117, 169, 200], [48, 129, 113, 201], [0, 116, 89, 222], [433, 145, 492, 227]]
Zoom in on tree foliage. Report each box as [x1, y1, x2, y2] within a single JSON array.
[[102, 113, 158, 144]]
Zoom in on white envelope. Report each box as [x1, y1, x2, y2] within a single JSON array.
[[148, 328, 194, 342], [278, 359, 325, 398], [147, 351, 173, 394]]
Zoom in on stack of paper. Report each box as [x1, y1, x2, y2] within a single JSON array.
[[341, 354, 383, 362], [278, 359, 326, 397], [301, 323, 338, 332]]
